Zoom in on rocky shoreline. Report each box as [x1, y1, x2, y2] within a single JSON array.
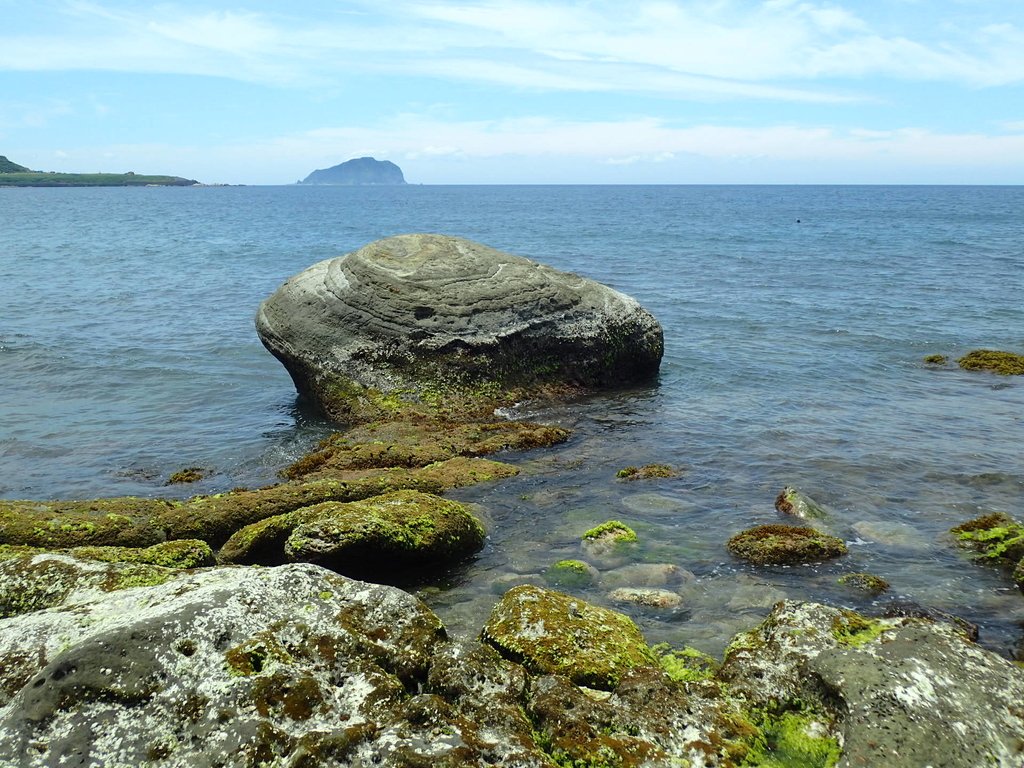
[[2, 235, 1023, 766]]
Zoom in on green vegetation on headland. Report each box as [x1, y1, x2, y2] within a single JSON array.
[[0, 155, 197, 187]]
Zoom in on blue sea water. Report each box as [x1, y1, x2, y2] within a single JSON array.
[[2, 184, 1023, 656]]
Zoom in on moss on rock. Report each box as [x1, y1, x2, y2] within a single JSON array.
[[957, 349, 1024, 375], [166, 467, 208, 485], [615, 464, 676, 481], [836, 572, 890, 596], [282, 418, 569, 481], [727, 524, 847, 566], [543, 559, 599, 589], [481, 584, 657, 690], [220, 490, 486, 578], [742, 703, 841, 768]]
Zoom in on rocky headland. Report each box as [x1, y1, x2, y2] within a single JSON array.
[[1, 234, 1022, 766]]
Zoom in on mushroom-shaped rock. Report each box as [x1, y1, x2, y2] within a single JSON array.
[[727, 524, 847, 566], [481, 585, 656, 690], [256, 234, 664, 421]]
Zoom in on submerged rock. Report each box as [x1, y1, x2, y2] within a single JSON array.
[[727, 524, 847, 565], [951, 512, 1024, 591], [607, 587, 684, 611], [255, 234, 664, 421], [774, 486, 830, 522], [837, 571, 890, 596], [616, 464, 677, 480], [481, 584, 656, 689], [580, 519, 639, 569], [957, 348, 1024, 375], [542, 559, 600, 589]]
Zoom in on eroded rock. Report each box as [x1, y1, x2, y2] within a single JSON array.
[[255, 234, 664, 421]]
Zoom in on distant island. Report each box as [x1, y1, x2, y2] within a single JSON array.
[[0, 155, 198, 187], [298, 157, 406, 186]]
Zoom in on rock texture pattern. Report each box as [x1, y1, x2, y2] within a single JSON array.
[[256, 234, 664, 421], [2, 557, 1023, 768]]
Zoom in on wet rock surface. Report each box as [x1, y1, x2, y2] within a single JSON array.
[[255, 234, 664, 421]]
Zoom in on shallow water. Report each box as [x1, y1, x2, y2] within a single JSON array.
[[2, 184, 1023, 657]]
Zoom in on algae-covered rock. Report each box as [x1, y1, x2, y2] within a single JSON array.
[[719, 600, 1024, 768], [957, 348, 1024, 375], [951, 512, 1024, 563], [166, 466, 208, 484], [0, 553, 180, 618], [220, 490, 485, 579], [0, 497, 174, 549], [774, 486, 830, 522], [481, 585, 656, 689], [580, 519, 639, 569], [542, 559, 599, 589], [0, 560, 458, 767], [616, 464, 676, 480], [837, 571, 890, 596], [0, 539, 214, 570], [255, 234, 664, 421], [923, 353, 948, 365], [727, 524, 847, 566], [283, 418, 569, 480]]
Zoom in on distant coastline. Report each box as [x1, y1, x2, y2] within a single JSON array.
[[0, 155, 197, 187], [0, 171, 199, 188]]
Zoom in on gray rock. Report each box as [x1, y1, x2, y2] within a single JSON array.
[[719, 599, 1024, 768], [0, 555, 451, 767], [256, 234, 664, 420]]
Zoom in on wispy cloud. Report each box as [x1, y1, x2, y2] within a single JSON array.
[[3, 1, 1021, 98]]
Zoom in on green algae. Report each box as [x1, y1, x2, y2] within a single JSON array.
[[727, 525, 847, 566], [167, 467, 208, 484], [615, 464, 676, 481], [923, 354, 948, 366], [583, 521, 638, 543], [652, 644, 719, 684], [836, 572, 890, 596], [220, 489, 486, 575], [481, 585, 657, 690], [543, 559, 599, 589], [957, 349, 1024, 375], [830, 610, 891, 648], [951, 513, 1024, 562], [742, 705, 841, 768]]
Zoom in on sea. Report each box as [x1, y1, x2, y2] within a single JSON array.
[[2, 184, 1023, 658]]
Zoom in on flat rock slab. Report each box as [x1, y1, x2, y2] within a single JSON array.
[[256, 234, 664, 420]]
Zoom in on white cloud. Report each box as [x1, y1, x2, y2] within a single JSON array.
[[2, 0, 1021, 98]]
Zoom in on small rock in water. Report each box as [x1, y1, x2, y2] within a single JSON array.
[[837, 572, 890, 596], [621, 492, 692, 516], [601, 563, 693, 589], [580, 520, 639, 569], [607, 587, 684, 611], [774, 486, 830, 522], [543, 559, 600, 589], [727, 524, 847, 566]]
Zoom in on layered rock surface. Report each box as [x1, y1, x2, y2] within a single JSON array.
[[256, 234, 664, 421]]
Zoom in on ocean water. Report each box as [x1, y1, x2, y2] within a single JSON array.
[[2, 184, 1023, 657]]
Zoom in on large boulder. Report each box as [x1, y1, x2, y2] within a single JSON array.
[[256, 234, 664, 421]]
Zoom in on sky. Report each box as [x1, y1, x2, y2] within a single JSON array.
[[1, 1, 1023, 184]]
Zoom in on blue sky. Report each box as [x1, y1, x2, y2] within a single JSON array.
[[1, 1, 1023, 184]]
